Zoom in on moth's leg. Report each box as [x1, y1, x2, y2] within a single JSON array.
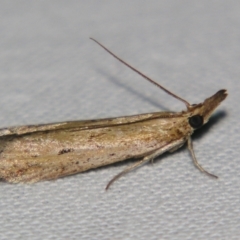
[[187, 137, 218, 178], [106, 156, 152, 190], [150, 142, 184, 165], [106, 138, 186, 190], [106, 141, 181, 190]]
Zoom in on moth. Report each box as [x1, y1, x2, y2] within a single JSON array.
[[0, 38, 227, 189]]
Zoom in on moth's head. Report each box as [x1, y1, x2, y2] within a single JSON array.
[[187, 89, 228, 129]]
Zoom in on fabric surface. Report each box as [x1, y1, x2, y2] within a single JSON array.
[[0, 1, 239, 239]]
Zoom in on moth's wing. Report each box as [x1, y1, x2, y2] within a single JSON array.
[[0, 111, 187, 183], [0, 112, 177, 136], [0, 128, 187, 184]]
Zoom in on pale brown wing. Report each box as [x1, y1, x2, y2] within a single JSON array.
[[0, 111, 181, 137], [0, 113, 190, 183]]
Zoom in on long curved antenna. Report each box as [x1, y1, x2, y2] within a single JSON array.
[[90, 38, 190, 108]]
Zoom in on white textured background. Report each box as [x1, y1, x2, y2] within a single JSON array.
[[0, 1, 239, 240]]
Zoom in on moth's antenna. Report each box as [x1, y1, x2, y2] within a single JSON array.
[[90, 38, 191, 108]]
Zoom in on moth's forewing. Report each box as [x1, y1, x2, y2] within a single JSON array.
[[0, 112, 191, 183]]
